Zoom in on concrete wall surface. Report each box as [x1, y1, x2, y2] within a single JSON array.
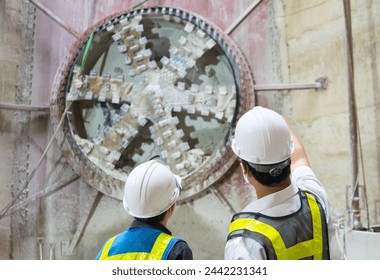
[[0, 0, 21, 259], [0, 0, 380, 260]]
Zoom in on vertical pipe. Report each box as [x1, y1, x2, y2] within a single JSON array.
[[49, 244, 55, 260], [343, 0, 362, 229], [37, 238, 43, 260]]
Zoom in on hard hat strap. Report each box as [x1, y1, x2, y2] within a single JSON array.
[[247, 159, 290, 177]]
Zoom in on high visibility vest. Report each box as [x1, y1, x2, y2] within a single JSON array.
[[227, 191, 329, 260], [97, 227, 182, 260]]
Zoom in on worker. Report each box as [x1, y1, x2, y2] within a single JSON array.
[[225, 106, 330, 260], [96, 159, 193, 260]]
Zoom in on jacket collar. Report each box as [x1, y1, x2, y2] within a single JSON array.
[[130, 219, 172, 235]]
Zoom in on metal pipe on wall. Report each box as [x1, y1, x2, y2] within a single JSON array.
[[343, 0, 362, 230], [254, 77, 327, 91], [28, 0, 80, 38], [225, 0, 263, 35], [0, 102, 50, 112]]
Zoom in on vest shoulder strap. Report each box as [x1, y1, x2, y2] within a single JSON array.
[[227, 191, 326, 260]]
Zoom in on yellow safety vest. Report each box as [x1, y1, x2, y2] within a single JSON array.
[[97, 227, 180, 260], [228, 191, 329, 260]]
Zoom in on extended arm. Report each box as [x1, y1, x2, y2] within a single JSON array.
[[287, 123, 311, 171], [286, 121, 331, 224]]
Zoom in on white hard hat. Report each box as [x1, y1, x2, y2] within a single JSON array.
[[231, 106, 294, 166], [123, 160, 182, 218]]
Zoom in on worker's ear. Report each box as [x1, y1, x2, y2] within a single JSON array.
[[240, 161, 251, 184], [240, 160, 248, 175], [168, 203, 176, 215]]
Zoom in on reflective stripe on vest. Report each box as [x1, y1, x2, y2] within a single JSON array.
[[98, 228, 178, 260], [228, 192, 324, 260]]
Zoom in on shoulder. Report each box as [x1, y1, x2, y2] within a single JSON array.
[[225, 236, 266, 260], [292, 165, 316, 179], [168, 240, 193, 260], [291, 166, 330, 221], [291, 166, 324, 194]]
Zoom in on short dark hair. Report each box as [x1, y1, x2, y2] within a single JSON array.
[[245, 159, 291, 186], [135, 209, 169, 225]]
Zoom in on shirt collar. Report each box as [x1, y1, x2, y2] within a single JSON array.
[[243, 184, 299, 214]]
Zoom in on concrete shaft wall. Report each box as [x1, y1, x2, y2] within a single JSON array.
[[283, 0, 380, 227], [0, 0, 379, 259], [0, 0, 20, 259]]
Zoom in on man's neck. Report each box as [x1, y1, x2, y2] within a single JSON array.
[[253, 177, 291, 199]]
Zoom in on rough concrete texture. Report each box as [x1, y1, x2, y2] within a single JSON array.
[[0, 0, 21, 260], [283, 0, 380, 228], [1, 0, 380, 260]]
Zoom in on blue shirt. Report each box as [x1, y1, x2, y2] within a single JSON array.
[[96, 220, 193, 260]]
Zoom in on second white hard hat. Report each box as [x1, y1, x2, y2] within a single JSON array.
[[231, 106, 294, 165], [123, 160, 182, 218]]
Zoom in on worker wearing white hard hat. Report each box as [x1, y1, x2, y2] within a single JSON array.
[[225, 106, 330, 260], [96, 159, 193, 260]]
